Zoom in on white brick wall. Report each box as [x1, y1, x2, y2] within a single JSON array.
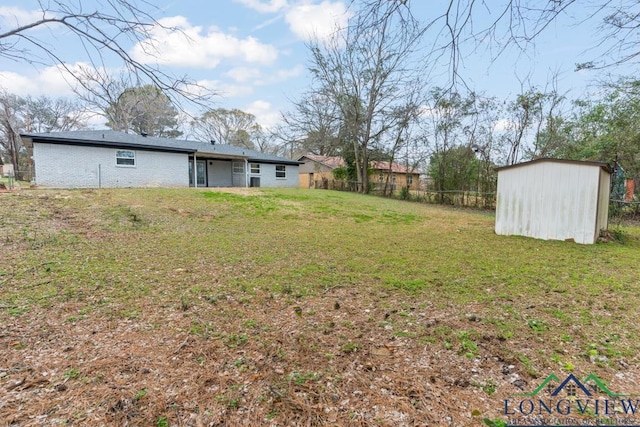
[[33, 143, 189, 188], [248, 163, 299, 188]]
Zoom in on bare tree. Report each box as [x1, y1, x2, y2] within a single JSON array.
[[0, 90, 87, 178], [308, 1, 425, 193], [422, 88, 476, 202], [358, 1, 640, 84], [0, 92, 25, 177], [378, 86, 423, 196], [0, 0, 214, 107], [275, 91, 343, 158], [25, 96, 86, 133]]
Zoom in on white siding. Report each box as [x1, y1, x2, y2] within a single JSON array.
[[33, 143, 188, 188], [248, 163, 299, 188], [495, 161, 607, 244], [208, 160, 233, 187]]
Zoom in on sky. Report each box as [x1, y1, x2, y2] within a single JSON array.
[[0, 0, 626, 132]]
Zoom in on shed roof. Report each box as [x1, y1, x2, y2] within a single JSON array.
[[21, 130, 300, 165], [495, 158, 612, 173]]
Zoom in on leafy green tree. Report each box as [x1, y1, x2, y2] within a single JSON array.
[[105, 85, 182, 138], [428, 145, 480, 198], [190, 108, 262, 150], [561, 79, 640, 180]]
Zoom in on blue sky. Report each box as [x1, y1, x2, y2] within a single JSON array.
[[0, 0, 622, 130]]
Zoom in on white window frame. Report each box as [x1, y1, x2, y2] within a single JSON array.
[[275, 164, 287, 179], [407, 174, 413, 185], [116, 149, 135, 167], [250, 163, 261, 174], [233, 161, 244, 174]]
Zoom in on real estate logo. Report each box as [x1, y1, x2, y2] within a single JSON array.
[[502, 373, 640, 426]]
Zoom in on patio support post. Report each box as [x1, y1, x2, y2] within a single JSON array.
[[245, 159, 249, 188]]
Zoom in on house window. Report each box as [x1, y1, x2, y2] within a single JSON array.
[[251, 163, 261, 174], [407, 174, 413, 185], [379, 173, 384, 182], [392, 174, 397, 182], [276, 165, 286, 179], [116, 150, 135, 166], [233, 161, 244, 173]]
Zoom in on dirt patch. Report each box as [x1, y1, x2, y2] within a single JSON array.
[[2, 286, 638, 426]]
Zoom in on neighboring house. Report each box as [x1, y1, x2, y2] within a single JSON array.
[[369, 160, 420, 192], [297, 154, 345, 188], [297, 154, 420, 191], [495, 158, 611, 244], [21, 130, 300, 189], [0, 163, 14, 177]]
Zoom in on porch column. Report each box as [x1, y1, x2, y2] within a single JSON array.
[[194, 153, 197, 188], [245, 159, 249, 188]]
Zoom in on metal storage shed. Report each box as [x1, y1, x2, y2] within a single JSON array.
[[495, 158, 612, 244]]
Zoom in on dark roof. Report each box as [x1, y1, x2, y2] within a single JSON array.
[[298, 154, 419, 174], [495, 158, 613, 173], [21, 130, 300, 165], [298, 154, 346, 169], [369, 160, 419, 174]]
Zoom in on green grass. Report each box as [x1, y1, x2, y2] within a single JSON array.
[[3, 187, 639, 317], [1, 187, 640, 424]]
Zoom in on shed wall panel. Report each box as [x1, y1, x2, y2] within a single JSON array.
[[596, 169, 611, 233], [496, 161, 604, 244]]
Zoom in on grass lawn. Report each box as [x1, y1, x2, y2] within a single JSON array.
[[1, 187, 639, 426]]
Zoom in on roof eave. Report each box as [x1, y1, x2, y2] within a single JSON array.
[[495, 158, 613, 174], [24, 134, 196, 154]]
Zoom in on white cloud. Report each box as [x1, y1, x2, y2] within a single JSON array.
[[196, 79, 255, 98], [274, 64, 304, 80], [0, 63, 90, 97], [284, 1, 348, 42], [246, 100, 281, 129], [0, 6, 52, 27], [494, 118, 512, 132], [131, 16, 279, 69], [233, 0, 288, 13], [225, 67, 262, 83]]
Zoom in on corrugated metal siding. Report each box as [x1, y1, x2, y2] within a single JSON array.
[[596, 168, 610, 233], [496, 161, 604, 244]]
